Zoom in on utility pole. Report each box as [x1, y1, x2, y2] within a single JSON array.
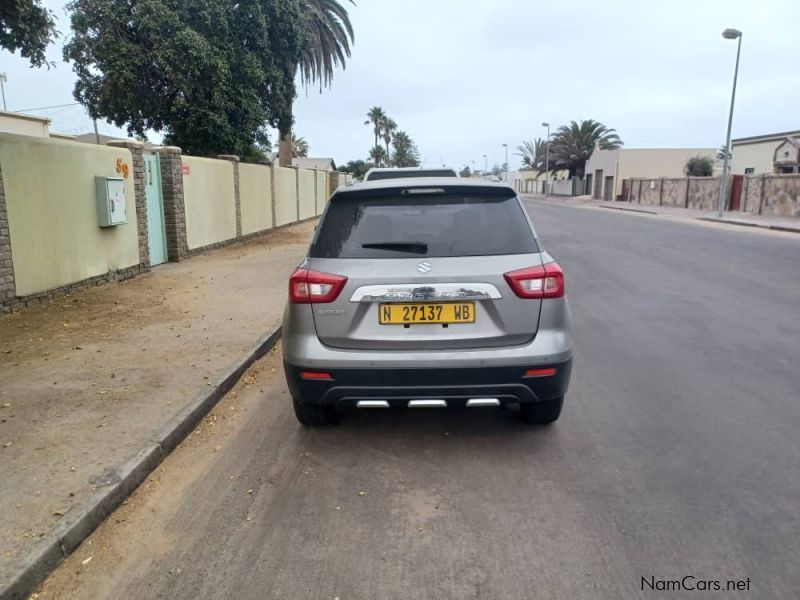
[[502, 143, 509, 181], [483, 154, 488, 175], [0, 73, 7, 111], [717, 28, 743, 219]]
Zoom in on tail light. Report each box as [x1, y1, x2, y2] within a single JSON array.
[[504, 262, 564, 299], [289, 269, 347, 304]]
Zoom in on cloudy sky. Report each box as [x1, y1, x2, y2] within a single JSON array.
[[2, 0, 797, 169]]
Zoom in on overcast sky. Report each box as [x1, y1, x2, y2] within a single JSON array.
[[2, 0, 798, 169]]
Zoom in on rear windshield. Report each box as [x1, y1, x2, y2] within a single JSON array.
[[366, 169, 457, 181], [310, 193, 538, 259]]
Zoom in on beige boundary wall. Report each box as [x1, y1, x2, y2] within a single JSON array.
[[0, 133, 140, 299], [182, 156, 237, 250], [0, 133, 349, 312], [239, 163, 273, 234]]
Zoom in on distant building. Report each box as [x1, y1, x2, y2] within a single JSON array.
[[584, 148, 715, 200], [730, 130, 800, 175], [0, 110, 50, 138]]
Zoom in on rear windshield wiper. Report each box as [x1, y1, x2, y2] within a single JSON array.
[[361, 241, 428, 253]]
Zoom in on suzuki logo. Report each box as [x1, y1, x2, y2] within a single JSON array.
[[417, 261, 432, 274]]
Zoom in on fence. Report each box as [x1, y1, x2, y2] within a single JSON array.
[[514, 177, 585, 196], [0, 132, 350, 312], [624, 174, 800, 217]]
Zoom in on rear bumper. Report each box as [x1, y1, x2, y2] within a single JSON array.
[[284, 359, 572, 407]]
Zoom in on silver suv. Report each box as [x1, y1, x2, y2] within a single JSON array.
[[282, 178, 573, 426]]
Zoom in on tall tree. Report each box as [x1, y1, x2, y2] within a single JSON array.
[[64, 0, 307, 158], [364, 106, 385, 151], [549, 119, 622, 178], [368, 144, 387, 167], [279, 0, 354, 166], [391, 130, 420, 167], [291, 133, 309, 157], [0, 0, 57, 67], [381, 116, 397, 159], [515, 139, 548, 173]]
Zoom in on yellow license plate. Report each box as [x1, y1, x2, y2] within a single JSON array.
[[379, 302, 475, 324]]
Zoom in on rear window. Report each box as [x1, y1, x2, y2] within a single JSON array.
[[310, 193, 538, 259], [366, 169, 457, 181]]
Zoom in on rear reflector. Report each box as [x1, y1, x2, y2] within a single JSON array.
[[299, 371, 333, 381], [289, 269, 347, 304], [504, 262, 565, 299], [524, 367, 557, 378]]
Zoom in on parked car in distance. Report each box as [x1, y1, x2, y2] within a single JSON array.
[[364, 167, 458, 181], [282, 177, 573, 426]]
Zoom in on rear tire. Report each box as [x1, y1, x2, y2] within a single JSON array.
[[292, 398, 335, 426], [520, 397, 563, 425]]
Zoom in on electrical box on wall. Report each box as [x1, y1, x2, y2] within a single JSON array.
[[95, 176, 127, 227]]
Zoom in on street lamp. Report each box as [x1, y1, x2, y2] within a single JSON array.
[[542, 122, 550, 195], [716, 28, 742, 219], [502, 143, 508, 181], [483, 154, 488, 175]]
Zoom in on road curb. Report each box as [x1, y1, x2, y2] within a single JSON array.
[[696, 217, 800, 234], [596, 205, 658, 215], [1, 326, 282, 600]]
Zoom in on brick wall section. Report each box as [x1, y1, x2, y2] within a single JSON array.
[[157, 146, 188, 262], [217, 155, 241, 237], [108, 140, 150, 269], [0, 160, 16, 313], [761, 174, 800, 217]]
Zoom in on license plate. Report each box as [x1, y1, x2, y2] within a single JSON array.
[[379, 302, 475, 324]]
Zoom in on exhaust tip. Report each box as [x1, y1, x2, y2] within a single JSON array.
[[356, 400, 390, 408], [466, 398, 500, 407], [408, 399, 447, 408]]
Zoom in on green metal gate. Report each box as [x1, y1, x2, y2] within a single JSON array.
[[144, 154, 167, 265]]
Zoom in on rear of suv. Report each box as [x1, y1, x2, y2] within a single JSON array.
[[282, 178, 573, 426]]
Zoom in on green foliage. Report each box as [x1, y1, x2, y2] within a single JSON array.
[[64, 0, 309, 157], [340, 159, 371, 179], [381, 116, 397, 157], [549, 119, 623, 178], [515, 139, 548, 173], [0, 0, 58, 67], [491, 164, 502, 177], [292, 133, 309, 157], [364, 106, 385, 150], [391, 131, 420, 167], [685, 155, 714, 177], [459, 165, 472, 178], [369, 144, 388, 167], [297, 0, 354, 91]]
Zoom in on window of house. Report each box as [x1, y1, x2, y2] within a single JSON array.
[[744, 168, 754, 175]]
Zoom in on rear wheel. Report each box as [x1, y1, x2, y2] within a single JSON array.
[[520, 397, 563, 425], [292, 398, 335, 426]]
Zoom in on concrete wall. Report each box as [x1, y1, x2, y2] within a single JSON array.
[[0, 134, 139, 297], [629, 176, 724, 211], [0, 111, 50, 138], [744, 174, 800, 217], [731, 139, 782, 175], [618, 149, 715, 198], [297, 168, 316, 220], [274, 166, 297, 226], [315, 170, 328, 214], [239, 163, 273, 235], [182, 156, 236, 250]]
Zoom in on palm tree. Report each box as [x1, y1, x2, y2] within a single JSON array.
[[548, 120, 623, 179], [369, 145, 388, 167], [278, 0, 355, 167], [515, 139, 548, 173], [364, 106, 385, 150], [391, 131, 420, 167], [381, 116, 397, 158], [292, 134, 309, 158]]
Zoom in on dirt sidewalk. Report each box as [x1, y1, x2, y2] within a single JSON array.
[[0, 220, 315, 593]]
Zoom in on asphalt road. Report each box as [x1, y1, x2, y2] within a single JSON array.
[[38, 200, 800, 599]]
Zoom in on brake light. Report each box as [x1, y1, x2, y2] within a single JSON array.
[[289, 269, 347, 304], [504, 262, 564, 299], [299, 371, 333, 381], [524, 367, 557, 378]]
